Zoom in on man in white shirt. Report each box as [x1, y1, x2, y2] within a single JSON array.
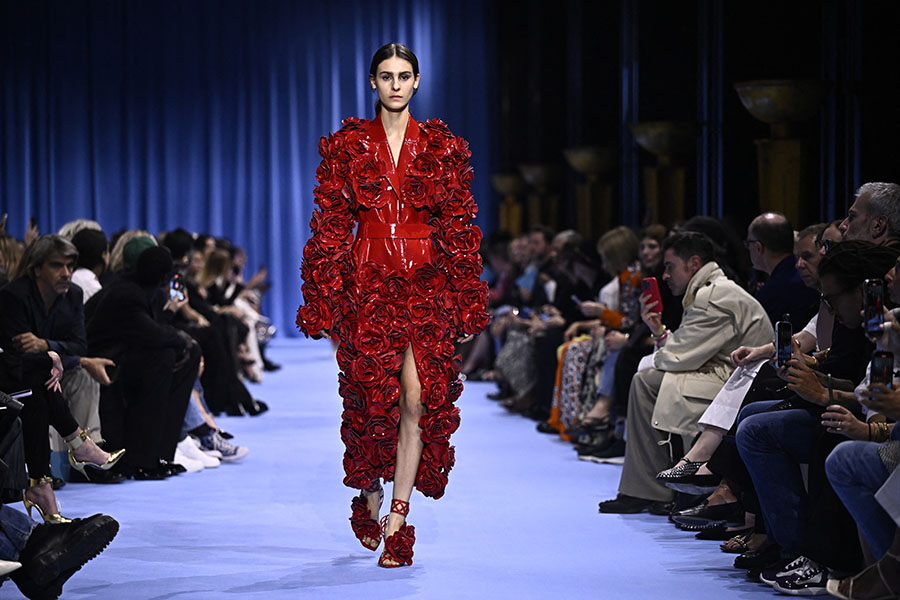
[[70, 229, 108, 304]]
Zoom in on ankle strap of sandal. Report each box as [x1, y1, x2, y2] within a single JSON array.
[[390, 499, 410, 516], [66, 429, 89, 450]]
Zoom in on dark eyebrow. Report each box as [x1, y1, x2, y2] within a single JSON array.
[[378, 71, 413, 77]]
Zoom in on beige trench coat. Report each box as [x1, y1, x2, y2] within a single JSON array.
[[651, 262, 774, 436]]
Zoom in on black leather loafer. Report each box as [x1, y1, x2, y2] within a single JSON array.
[[670, 500, 744, 528], [598, 494, 655, 514]]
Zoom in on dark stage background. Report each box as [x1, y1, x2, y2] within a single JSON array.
[[3, 0, 900, 335], [0, 0, 498, 335]]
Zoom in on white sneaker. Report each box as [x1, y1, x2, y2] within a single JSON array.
[[190, 435, 222, 459], [173, 447, 204, 472], [0, 560, 21, 576], [177, 437, 219, 468]]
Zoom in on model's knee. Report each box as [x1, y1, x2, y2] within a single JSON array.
[[400, 390, 424, 420]]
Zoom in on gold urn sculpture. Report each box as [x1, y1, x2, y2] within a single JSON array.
[[734, 79, 825, 226], [518, 163, 562, 231], [630, 121, 696, 226], [563, 146, 616, 238], [491, 173, 528, 236]]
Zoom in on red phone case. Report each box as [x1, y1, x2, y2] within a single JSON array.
[[641, 277, 663, 312]]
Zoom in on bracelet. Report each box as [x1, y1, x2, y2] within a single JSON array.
[[650, 325, 667, 340]]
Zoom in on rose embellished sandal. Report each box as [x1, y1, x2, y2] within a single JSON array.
[[350, 481, 384, 551], [378, 499, 416, 568]]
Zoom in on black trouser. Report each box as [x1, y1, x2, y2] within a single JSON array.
[[4, 368, 79, 480], [100, 344, 201, 470], [183, 322, 254, 414]]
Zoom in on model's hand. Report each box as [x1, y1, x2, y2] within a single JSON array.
[[13, 332, 49, 353], [858, 383, 900, 420], [456, 335, 473, 343], [46, 351, 63, 392], [821, 405, 868, 440], [80, 356, 115, 385]]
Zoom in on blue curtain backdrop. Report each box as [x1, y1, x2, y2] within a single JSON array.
[[0, 0, 498, 336]]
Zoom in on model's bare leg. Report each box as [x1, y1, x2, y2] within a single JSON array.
[[382, 345, 424, 566]]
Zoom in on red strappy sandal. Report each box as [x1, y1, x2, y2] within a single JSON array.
[[349, 482, 383, 551], [378, 499, 416, 568]]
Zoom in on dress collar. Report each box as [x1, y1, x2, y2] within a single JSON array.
[[366, 115, 420, 196]]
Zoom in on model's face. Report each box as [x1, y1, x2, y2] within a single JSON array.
[[640, 237, 662, 270], [840, 192, 871, 241], [35, 250, 75, 298], [371, 56, 419, 113], [795, 234, 821, 289], [820, 273, 863, 328], [661, 249, 697, 296]]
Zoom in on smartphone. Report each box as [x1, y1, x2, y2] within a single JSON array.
[[169, 273, 185, 302], [864, 278, 885, 336], [774, 318, 792, 369], [519, 306, 534, 319], [29, 216, 37, 229], [104, 363, 118, 383], [871, 350, 894, 388], [641, 277, 663, 312], [8, 389, 32, 399]]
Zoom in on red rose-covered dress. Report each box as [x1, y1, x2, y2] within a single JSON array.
[[297, 115, 490, 501]]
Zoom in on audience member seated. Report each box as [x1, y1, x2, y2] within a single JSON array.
[[69, 228, 108, 304], [598, 231, 774, 514], [548, 226, 640, 449], [838, 182, 900, 249], [735, 241, 899, 594], [745, 211, 820, 330], [85, 241, 201, 480], [160, 229, 267, 416], [0, 503, 118, 599], [0, 235, 125, 519], [198, 247, 265, 382]]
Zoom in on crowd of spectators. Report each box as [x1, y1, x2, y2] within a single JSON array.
[[0, 215, 276, 596], [470, 182, 900, 598]]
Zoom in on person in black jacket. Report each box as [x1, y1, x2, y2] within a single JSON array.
[[0, 235, 124, 522], [85, 241, 201, 480]]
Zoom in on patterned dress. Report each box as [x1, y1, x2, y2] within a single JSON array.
[[297, 116, 489, 500]]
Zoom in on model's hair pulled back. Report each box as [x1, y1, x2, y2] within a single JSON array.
[[369, 42, 419, 115]]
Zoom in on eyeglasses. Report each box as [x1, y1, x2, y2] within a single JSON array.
[[820, 285, 859, 311], [816, 239, 836, 253]]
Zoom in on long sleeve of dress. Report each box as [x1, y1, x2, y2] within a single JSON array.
[[424, 121, 490, 339], [296, 129, 357, 337]]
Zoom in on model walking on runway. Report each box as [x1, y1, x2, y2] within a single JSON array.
[[297, 42, 489, 567]]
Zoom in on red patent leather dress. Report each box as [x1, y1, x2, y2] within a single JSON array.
[[298, 115, 489, 500]]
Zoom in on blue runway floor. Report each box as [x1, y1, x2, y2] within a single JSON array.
[[2, 337, 781, 599]]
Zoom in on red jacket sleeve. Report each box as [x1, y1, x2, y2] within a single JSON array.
[[296, 126, 357, 337], [425, 121, 490, 338]]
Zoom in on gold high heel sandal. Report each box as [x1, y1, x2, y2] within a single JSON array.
[[67, 430, 126, 479], [23, 477, 72, 524]]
